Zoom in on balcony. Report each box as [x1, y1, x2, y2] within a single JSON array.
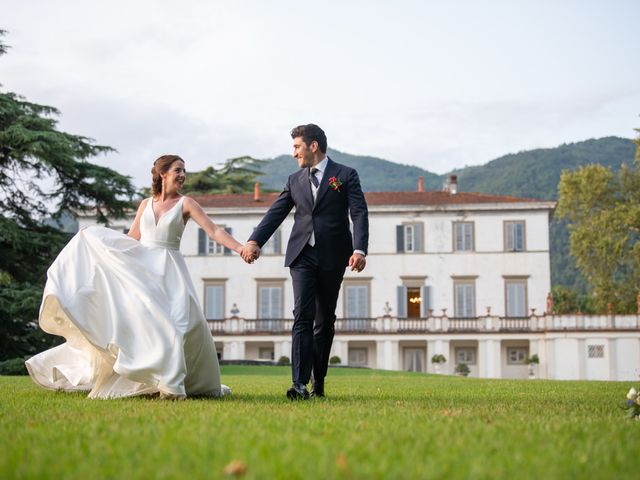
[[207, 314, 640, 335]]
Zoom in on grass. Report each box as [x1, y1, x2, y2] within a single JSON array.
[[0, 366, 637, 479]]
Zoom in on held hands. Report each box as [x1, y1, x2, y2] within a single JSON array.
[[349, 253, 366, 272], [241, 242, 260, 264]]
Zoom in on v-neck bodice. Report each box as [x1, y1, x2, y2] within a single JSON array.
[[140, 197, 185, 250]]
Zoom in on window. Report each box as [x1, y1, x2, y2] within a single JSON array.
[[204, 283, 225, 320], [455, 348, 476, 365], [505, 279, 528, 317], [259, 348, 274, 360], [397, 283, 431, 318], [198, 227, 233, 256], [507, 347, 528, 364], [396, 223, 424, 253], [588, 345, 605, 358], [454, 280, 476, 317], [505, 221, 526, 251], [348, 348, 368, 366], [257, 229, 282, 255], [453, 222, 474, 251], [258, 284, 283, 319], [404, 348, 426, 372], [345, 284, 369, 318]]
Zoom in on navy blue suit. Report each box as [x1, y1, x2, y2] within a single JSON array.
[[249, 158, 369, 384]]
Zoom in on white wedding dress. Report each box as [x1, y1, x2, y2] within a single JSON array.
[[26, 197, 229, 399]]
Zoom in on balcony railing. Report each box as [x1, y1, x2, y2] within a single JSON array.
[[207, 314, 640, 335]]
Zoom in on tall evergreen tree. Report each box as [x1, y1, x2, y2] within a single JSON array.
[[0, 30, 137, 360], [180, 155, 266, 195]]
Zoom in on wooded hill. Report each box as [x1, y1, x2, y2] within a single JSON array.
[[256, 136, 637, 291]]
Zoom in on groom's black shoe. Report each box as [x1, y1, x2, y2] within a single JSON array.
[[311, 380, 325, 398], [286, 382, 310, 400]]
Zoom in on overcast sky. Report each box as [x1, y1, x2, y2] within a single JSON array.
[[3, 0, 639, 189]]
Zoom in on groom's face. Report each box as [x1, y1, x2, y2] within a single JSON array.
[[292, 136, 317, 169]]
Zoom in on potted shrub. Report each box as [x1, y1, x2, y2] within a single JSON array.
[[526, 354, 539, 378], [431, 354, 446, 374], [277, 356, 291, 366], [329, 355, 342, 365], [454, 362, 470, 377]]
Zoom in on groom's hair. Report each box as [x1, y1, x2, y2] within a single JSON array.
[[291, 124, 327, 153]]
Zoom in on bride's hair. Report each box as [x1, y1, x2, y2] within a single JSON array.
[[151, 155, 184, 196]]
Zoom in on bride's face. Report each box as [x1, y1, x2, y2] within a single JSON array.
[[162, 160, 186, 193]]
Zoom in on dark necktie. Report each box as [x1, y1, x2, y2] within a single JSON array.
[[309, 167, 319, 188]]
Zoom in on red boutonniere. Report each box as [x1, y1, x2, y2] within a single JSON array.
[[328, 176, 342, 192]]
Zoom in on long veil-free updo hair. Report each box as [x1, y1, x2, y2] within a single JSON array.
[[151, 154, 184, 197]]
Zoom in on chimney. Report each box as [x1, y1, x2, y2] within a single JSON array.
[[448, 175, 458, 194], [418, 176, 424, 192], [254, 182, 261, 202]]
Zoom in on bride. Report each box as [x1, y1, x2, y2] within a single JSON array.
[[26, 154, 248, 399]]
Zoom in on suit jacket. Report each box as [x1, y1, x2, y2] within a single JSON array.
[[249, 158, 369, 270]]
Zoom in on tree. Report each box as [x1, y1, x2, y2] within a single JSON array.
[[180, 156, 267, 195], [0, 31, 137, 360], [556, 128, 640, 313]]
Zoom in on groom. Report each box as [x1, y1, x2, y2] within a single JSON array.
[[242, 124, 369, 399]]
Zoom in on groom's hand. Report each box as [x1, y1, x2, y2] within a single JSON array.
[[349, 253, 366, 272]]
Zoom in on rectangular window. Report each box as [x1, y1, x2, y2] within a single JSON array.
[[588, 345, 604, 358], [505, 221, 526, 251], [204, 283, 225, 320], [455, 347, 476, 365], [208, 237, 224, 255], [348, 348, 368, 366], [405, 224, 414, 252], [396, 223, 424, 253], [507, 347, 528, 364], [198, 227, 233, 255], [258, 285, 282, 319], [453, 222, 474, 251], [258, 348, 274, 360], [345, 284, 369, 318], [454, 281, 476, 317], [505, 279, 527, 317], [258, 229, 282, 255]]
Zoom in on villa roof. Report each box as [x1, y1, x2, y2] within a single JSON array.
[[191, 190, 551, 209]]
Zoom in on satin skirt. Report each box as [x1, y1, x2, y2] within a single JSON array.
[[26, 227, 224, 399]]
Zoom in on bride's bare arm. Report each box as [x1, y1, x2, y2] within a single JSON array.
[[183, 197, 243, 254], [127, 199, 148, 241]]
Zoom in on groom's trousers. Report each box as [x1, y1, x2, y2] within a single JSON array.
[[289, 244, 345, 385]]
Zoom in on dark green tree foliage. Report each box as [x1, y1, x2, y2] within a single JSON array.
[[550, 285, 596, 314], [181, 155, 267, 194], [556, 129, 640, 313], [0, 31, 137, 360]]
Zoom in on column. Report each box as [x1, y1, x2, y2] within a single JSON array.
[[330, 340, 349, 366], [479, 338, 501, 378], [376, 340, 399, 370]]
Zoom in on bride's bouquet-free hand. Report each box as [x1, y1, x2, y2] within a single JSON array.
[[625, 387, 640, 419]]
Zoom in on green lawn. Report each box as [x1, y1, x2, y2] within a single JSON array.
[[1, 366, 636, 479]]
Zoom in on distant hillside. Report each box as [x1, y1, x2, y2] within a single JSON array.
[[451, 136, 635, 200], [258, 137, 635, 199], [257, 148, 441, 192]]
